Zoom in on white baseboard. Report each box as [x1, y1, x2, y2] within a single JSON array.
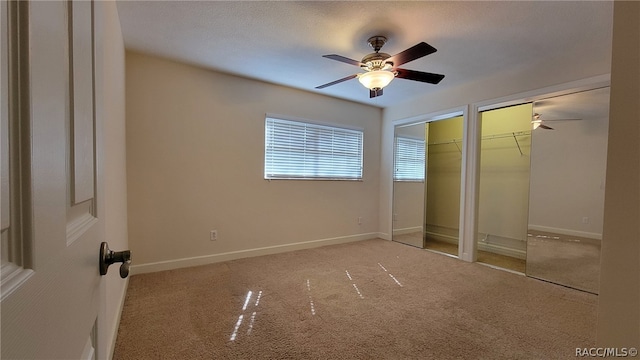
[[478, 233, 526, 260], [131, 232, 381, 275], [425, 230, 458, 243], [426, 228, 526, 260], [108, 277, 129, 360], [392, 226, 422, 236], [528, 224, 602, 240], [478, 241, 526, 260]]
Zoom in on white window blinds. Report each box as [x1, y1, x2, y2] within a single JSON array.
[[394, 136, 425, 181], [265, 117, 363, 180]]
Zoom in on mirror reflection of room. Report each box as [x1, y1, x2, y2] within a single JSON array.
[[392, 123, 426, 248], [526, 87, 609, 294]]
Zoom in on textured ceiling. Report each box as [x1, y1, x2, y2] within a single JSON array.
[[116, 1, 613, 108]]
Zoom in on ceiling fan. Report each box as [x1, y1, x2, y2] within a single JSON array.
[[315, 36, 445, 98], [532, 113, 582, 130]]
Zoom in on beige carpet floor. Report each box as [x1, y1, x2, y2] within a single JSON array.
[[527, 230, 601, 294], [114, 239, 596, 359], [393, 232, 526, 273]]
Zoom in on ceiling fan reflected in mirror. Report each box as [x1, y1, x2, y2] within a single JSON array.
[[315, 36, 445, 98], [532, 113, 582, 130]]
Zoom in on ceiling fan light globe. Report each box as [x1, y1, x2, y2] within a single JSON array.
[[358, 70, 395, 90]]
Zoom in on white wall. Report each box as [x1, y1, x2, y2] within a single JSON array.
[[126, 52, 382, 273], [597, 0, 640, 348], [94, 1, 128, 359], [528, 98, 609, 239]]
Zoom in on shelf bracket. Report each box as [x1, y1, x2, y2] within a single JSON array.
[[512, 132, 523, 156], [453, 139, 462, 154]]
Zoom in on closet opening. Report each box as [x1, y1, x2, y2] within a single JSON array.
[[476, 86, 609, 292], [392, 114, 463, 258]]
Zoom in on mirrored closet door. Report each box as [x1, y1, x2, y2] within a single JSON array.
[[392, 122, 427, 248], [475, 87, 608, 293], [392, 116, 463, 256], [526, 87, 609, 294]]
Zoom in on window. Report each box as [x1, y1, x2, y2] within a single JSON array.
[[394, 136, 425, 181], [264, 117, 363, 180]]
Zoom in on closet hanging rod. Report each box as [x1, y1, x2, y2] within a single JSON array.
[[483, 130, 531, 142], [427, 130, 531, 146]]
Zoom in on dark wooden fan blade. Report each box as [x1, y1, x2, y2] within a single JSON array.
[[386, 42, 437, 67], [395, 68, 445, 84], [539, 124, 554, 130], [369, 88, 383, 98], [315, 74, 358, 89], [322, 54, 363, 67]]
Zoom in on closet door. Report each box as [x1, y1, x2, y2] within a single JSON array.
[[391, 116, 463, 255], [526, 87, 609, 293], [392, 122, 426, 248]]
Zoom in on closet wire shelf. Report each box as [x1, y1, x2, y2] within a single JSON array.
[[427, 130, 531, 155]]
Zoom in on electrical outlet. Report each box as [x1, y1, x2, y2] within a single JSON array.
[[358, 217, 363, 225], [581, 217, 589, 224], [210, 230, 218, 241]]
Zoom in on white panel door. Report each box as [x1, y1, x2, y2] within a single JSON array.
[[1, 1, 108, 358]]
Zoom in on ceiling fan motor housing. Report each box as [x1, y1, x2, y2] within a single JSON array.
[[361, 53, 393, 71], [362, 36, 394, 71]]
